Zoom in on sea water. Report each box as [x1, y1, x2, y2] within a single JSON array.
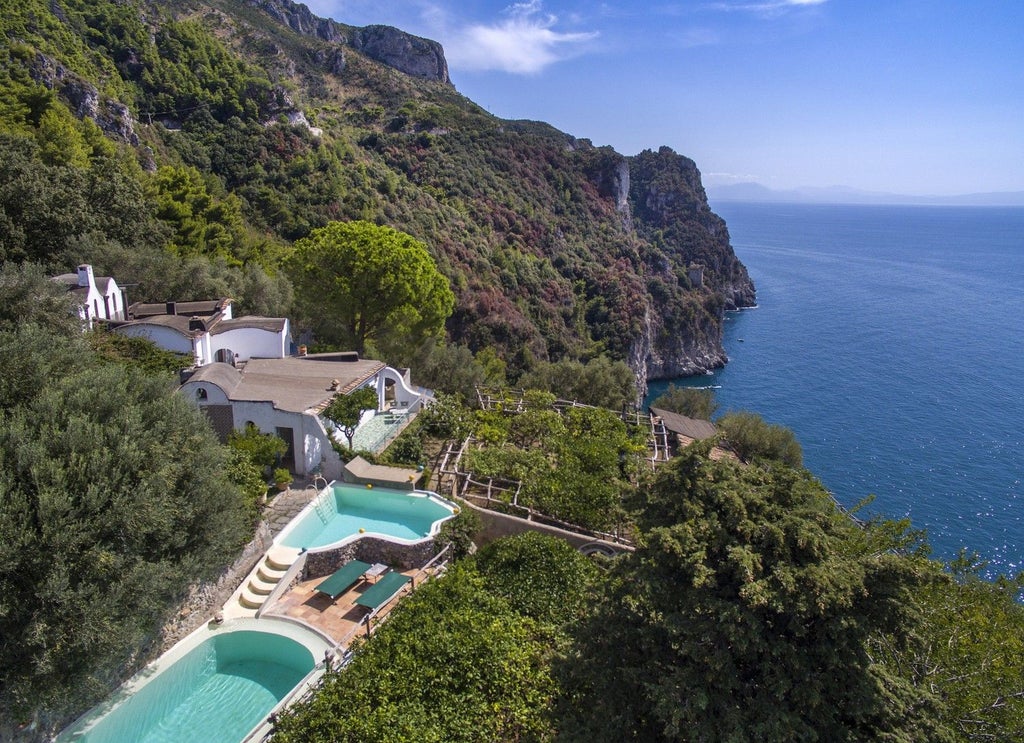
[[648, 202, 1024, 577]]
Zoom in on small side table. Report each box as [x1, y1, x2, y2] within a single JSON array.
[[365, 563, 389, 583]]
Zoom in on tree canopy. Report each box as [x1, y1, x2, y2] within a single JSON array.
[[718, 410, 803, 467], [0, 325, 252, 722], [272, 561, 558, 743], [650, 383, 718, 420], [287, 221, 455, 356], [322, 386, 379, 449], [557, 443, 950, 742]]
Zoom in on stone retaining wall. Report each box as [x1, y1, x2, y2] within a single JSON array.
[[157, 521, 275, 651], [303, 536, 438, 578]]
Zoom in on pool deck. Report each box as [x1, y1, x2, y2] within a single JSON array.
[[262, 569, 420, 645], [226, 477, 443, 643]]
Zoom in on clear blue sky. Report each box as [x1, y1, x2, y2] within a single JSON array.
[[304, 1, 1023, 196]]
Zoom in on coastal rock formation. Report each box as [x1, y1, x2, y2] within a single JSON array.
[[627, 147, 755, 384]]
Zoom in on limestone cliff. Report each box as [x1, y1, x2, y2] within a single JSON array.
[[245, 0, 450, 83], [628, 147, 756, 385]]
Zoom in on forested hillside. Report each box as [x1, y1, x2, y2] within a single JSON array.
[[0, 0, 753, 390]]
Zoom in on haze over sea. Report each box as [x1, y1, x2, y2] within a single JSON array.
[[648, 203, 1024, 577]]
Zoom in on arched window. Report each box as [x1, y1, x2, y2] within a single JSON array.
[[196, 388, 208, 401]]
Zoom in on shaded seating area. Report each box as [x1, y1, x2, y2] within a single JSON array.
[[314, 560, 371, 600], [355, 571, 411, 611]]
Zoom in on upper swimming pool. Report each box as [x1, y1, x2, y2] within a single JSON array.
[[57, 618, 330, 743], [276, 482, 457, 551]]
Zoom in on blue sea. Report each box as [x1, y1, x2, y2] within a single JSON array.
[[648, 202, 1024, 577]]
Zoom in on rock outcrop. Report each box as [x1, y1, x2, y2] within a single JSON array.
[[247, 0, 450, 83], [27, 52, 138, 144], [349, 25, 450, 84], [628, 147, 756, 384], [246, 0, 345, 42]]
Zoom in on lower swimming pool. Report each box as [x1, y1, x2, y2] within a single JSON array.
[[57, 619, 330, 743], [276, 482, 457, 551]]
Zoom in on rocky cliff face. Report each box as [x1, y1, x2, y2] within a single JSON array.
[[627, 147, 756, 384], [246, 0, 450, 83], [350, 25, 450, 83], [27, 52, 138, 144], [19, 0, 752, 394], [239, 4, 745, 388]]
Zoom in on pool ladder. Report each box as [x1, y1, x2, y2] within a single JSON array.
[[313, 492, 333, 524]]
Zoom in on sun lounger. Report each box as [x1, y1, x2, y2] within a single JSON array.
[[314, 559, 372, 599], [354, 571, 411, 611]]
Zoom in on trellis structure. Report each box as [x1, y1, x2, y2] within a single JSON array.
[[474, 386, 674, 468], [435, 437, 634, 547]]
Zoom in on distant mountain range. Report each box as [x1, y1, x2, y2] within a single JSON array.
[[706, 182, 1024, 207]]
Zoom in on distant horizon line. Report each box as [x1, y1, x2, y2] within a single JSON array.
[[705, 182, 1024, 208]]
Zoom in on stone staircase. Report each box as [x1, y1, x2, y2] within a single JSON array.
[[224, 545, 301, 619]]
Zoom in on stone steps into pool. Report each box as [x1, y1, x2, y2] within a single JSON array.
[[248, 575, 278, 595], [257, 564, 287, 584], [266, 546, 299, 571], [223, 546, 302, 620]]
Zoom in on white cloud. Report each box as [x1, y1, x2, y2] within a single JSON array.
[[709, 0, 827, 17], [445, 1, 599, 75]]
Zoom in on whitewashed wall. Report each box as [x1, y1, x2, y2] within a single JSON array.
[[211, 326, 289, 362], [114, 325, 196, 359]]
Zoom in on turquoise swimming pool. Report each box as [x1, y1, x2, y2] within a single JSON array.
[[277, 483, 456, 551], [58, 621, 329, 743]]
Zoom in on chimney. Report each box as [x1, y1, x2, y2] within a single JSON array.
[[166, 301, 176, 316], [77, 264, 94, 288], [188, 316, 205, 331]]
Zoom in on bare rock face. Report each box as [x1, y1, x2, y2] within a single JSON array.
[[247, 0, 345, 42], [311, 46, 346, 75], [350, 25, 450, 83], [248, 0, 450, 83], [28, 52, 138, 145]]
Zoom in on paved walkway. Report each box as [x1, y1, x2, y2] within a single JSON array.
[[263, 483, 319, 536]]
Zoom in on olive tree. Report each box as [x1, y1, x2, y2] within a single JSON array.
[[0, 327, 251, 724]]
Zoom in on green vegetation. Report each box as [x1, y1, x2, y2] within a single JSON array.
[[650, 382, 718, 419], [273, 441, 1024, 742], [461, 399, 645, 531], [871, 554, 1024, 741], [288, 221, 455, 358], [0, 326, 252, 722], [5, 3, 1023, 741], [322, 386, 379, 449], [1, 0, 752, 381], [518, 356, 638, 409], [272, 561, 561, 743], [475, 531, 598, 627], [718, 410, 804, 467], [87, 328, 191, 375], [558, 442, 949, 742], [227, 422, 287, 472]]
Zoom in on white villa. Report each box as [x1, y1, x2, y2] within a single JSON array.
[[50, 265, 424, 476], [108, 298, 291, 367], [179, 353, 425, 480], [51, 264, 126, 328]]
